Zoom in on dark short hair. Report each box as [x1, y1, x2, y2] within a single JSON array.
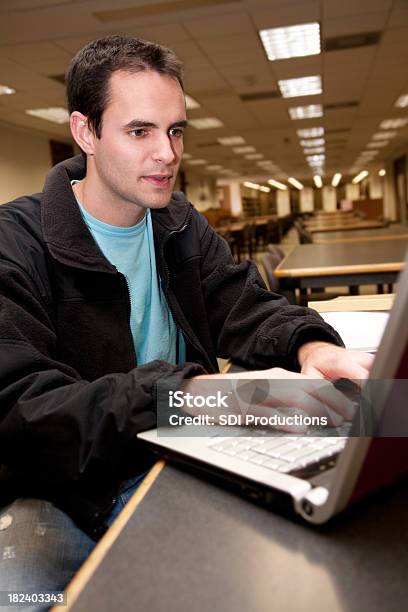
[[66, 35, 184, 138]]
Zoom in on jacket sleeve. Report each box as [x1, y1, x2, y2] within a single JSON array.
[[198, 217, 344, 371], [0, 258, 204, 487]]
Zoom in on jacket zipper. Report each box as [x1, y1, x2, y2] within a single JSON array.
[[160, 209, 214, 372]]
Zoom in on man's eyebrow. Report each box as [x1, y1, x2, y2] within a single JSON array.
[[123, 119, 188, 130], [170, 120, 188, 129], [123, 119, 157, 130]]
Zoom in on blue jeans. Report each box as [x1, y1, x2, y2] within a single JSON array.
[[0, 473, 146, 611]]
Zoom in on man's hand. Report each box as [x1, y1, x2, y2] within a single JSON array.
[[298, 341, 374, 381], [186, 366, 355, 430]]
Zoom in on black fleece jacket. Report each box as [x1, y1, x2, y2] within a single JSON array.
[[0, 156, 342, 537]]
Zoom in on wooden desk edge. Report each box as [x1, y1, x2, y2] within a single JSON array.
[[274, 261, 404, 278], [58, 460, 166, 611], [309, 294, 395, 312]]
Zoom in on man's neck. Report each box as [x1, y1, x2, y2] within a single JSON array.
[[72, 175, 145, 228]]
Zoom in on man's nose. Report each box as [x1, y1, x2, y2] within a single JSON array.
[[152, 134, 177, 165]]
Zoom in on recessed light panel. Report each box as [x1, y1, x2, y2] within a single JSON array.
[[372, 131, 397, 140], [306, 154, 325, 162], [297, 127, 324, 137], [187, 159, 208, 165], [26, 107, 69, 124], [217, 136, 246, 146], [300, 138, 325, 147], [0, 84, 16, 95], [303, 147, 325, 154], [185, 94, 200, 109], [189, 117, 223, 129], [245, 153, 263, 160], [289, 104, 323, 119], [279, 75, 322, 98], [259, 22, 320, 61], [233, 146, 256, 154], [379, 118, 408, 129], [395, 94, 408, 108], [206, 165, 223, 171], [367, 141, 387, 148]]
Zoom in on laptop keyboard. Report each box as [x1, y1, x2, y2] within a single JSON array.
[[208, 436, 347, 475]]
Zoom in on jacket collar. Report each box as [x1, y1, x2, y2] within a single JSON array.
[[41, 155, 191, 272]]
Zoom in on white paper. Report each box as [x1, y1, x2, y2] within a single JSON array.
[[321, 311, 389, 352]]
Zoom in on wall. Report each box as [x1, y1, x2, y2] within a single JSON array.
[[0, 123, 52, 203], [180, 166, 218, 211]]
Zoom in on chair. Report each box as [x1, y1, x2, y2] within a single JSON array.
[[294, 221, 313, 244], [266, 244, 285, 261], [262, 253, 281, 293]]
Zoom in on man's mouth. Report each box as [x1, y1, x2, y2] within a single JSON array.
[[143, 175, 172, 188]]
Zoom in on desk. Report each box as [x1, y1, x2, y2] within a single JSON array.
[[313, 226, 408, 244], [309, 293, 395, 312], [63, 463, 408, 612], [304, 220, 386, 233], [274, 241, 406, 304]]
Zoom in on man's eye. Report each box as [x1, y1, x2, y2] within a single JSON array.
[[130, 128, 147, 137], [169, 128, 184, 138]]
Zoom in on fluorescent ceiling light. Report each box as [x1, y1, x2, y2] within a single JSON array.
[[259, 22, 320, 61], [243, 181, 270, 192], [245, 153, 263, 160], [367, 141, 387, 148], [379, 169, 386, 176], [306, 154, 325, 162], [0, 84, 16, 95], [268, 179, 287, 190], [185, 94, 200, 109], [189, 117, 223, 129], [233, 146, 256, 154], [313, 175, 323, 188], [297, 127, 324, 138], [182, 153, 192, 159], [279, 75, 322, 98], [372, 131, 397, 140], [379, 118, 408, 129], [288, 177, 304, 189], [206, 165, 223, 171], [217, 136, 246, 146], [352, 170, 369, 184], [331, 173, 342, 187], [300, 138, 325, 147], [395, 94, 408, 108], [303, 146, 325, 154], [187, 159, 207, 165], [360, 150, 378, 157], [25, 107, 69, 124], [289, 104, 323, 120]]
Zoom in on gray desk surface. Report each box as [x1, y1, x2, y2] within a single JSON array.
[[67, 464, 408, 612], [275, 240, 406, 278], [313, 225, 408, 244]]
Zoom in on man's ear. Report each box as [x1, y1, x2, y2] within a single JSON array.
[[70, 111, 96, 155]]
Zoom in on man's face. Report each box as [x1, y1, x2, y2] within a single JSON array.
[[91, 69, 186, 211]]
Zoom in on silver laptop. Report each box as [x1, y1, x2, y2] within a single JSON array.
[[138, 252, 408, 524]]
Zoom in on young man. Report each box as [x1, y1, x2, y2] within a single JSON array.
[[0, 36, 372, 604]]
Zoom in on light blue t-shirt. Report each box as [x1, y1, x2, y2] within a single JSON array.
[[72, 183, 185, 366]]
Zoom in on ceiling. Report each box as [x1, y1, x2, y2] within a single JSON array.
[[0, 0, 408, 184]]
